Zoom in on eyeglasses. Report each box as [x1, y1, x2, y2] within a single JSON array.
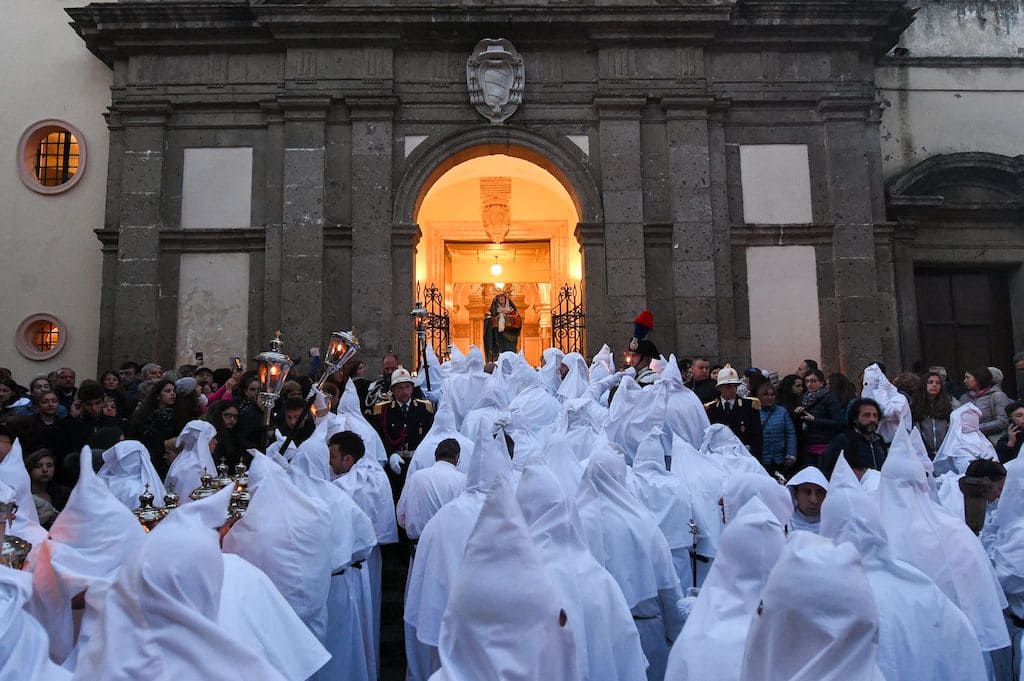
[[222, 412, 239, 420]]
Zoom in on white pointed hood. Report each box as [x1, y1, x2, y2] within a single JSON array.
[[631, 427, 693, 551], [404, 433, 512, 648], [576, 445, 679, 608], [167, 420, 218, 504], [933, 402, 998, 474], [720, 472, 792, 528], [72, 507, 288, 681], [0, 438, 40, 527], [861, 363, 911, 443], [605, 376, 667, 460], [431, 474, 578, 681], [879, 426, 1009, 651], [670, 436, 729, 558], [822, 454, 988, 681], [660, 354, 711, 448], [407, 398, 475, 477], [515, 460, 646, 681], [992, 455, 1024, 620], [588, 344, 615, 384], [0, 565, 71, 681], [666, 496, 785, 681], [222, 451, 334, 631], [699, 425, 765, 474], [331, 381, 388, 465], [97, 439, 166, 510], [740, 532, 885, 681], [557, 352, 590, 401], [538, 347, 566, 396]]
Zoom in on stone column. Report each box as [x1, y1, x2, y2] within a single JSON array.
[[594, 96, 647, 349], [348, 96, 398, 364], [576, 222, 609, 356], [391, 222, 421, 365], [663, 96, 719, 359], [110, 101, 172, 366], [278, 95, 330, 356], [818, 97, 884, 375]]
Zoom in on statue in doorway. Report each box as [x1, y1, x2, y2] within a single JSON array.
[[484, 289, 522, 361]]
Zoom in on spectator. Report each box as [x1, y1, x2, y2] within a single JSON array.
[[195, 367, 216, 395], [119, 360, 145, 407], [206, 400, 243, 468], [141, 362, 164, 382], [0, 378, 29, 419], [339, 359, 370, 408], [130, 379, 180, 474], [742, 367, 768, 399], [173, 377, 205, 424], [52, 368, 78, 412], [100, 370, 130, 417], [757, 382, 797, 475], [821, 398, 888, 478], [25, 447, 69, 530], [911, 371, 958, 459], [796, 359, 819, 378], [0, 424, 13, 463], [891, 372, 921, 401], [1014, 352, 1024, 402], [233, 370, 266, 450], [67, 379, 122, 453], [828, 372, 857, 412], [963, 366, 1011, 441], [11, 376, 68, 419], [685, 357, 719, 403], [793, 369, 844, 469], [18, 389, 74, 479], [995, 402, 1024, 464]]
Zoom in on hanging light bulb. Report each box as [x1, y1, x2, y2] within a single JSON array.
[[490, 254, 502, 277]]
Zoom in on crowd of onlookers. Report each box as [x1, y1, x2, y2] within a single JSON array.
[[2, 350, 1022, 529], [0, 357, 376, 528]]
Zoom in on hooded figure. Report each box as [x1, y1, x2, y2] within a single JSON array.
[[861, 363, 911, 443], [589, 343, 615, 384], [669, 437, 727, 583], [630, 427, 695, 589], [0, 565, 71, 681], [785, 467, 830, 535], [429, 474, 578, 681], [334, 381, 389, 465], [26, 446, 146, 665], [516, 461, 647, 681], [698, 425, 765, 474], [167, 420, 217, 504], [665, 496, 786, 681], [0, 440, 46, 569], [407, 399, 475, 478], [879, 427, 1010, 652], [404, 433, 513, 681], [933, 402, 998, 475], [558, 352, 591, 402], [991, 456, 1024, 678], [576, 446, 683, 681], [539, 347, 567, 397], [291, 438, 378, 681], [659, 355, 711, 448], [96, 439, 166, 510], [71, 508, 289, 681], [739, 532, 886, 681], [459, 369, 510, 443], [720, 472, 793, 528], [223, 451, 334, 641], [606, 376, 667, 461], [821, 455, 987, 681], [443, 345, 489, 427]]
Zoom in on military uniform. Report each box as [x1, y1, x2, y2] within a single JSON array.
[[705, 396, 763, 459], [374, 397, 435, 501]]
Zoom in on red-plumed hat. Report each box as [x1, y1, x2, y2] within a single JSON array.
[[630, 309, 654, 351]]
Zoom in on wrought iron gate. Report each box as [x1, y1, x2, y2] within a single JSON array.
[[415, 283, 451, 362], [551, 283, 585, 354]]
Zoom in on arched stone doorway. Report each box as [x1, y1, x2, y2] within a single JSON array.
[[414, 153, 582, 366]]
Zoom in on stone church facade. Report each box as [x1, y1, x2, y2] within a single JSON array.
[[57, 0, 1020, 382]]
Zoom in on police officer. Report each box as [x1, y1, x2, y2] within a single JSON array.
[[705, 364, 763, 459], [373, 367, 434, 499]]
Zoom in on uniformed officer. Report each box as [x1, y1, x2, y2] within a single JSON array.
[[628, 339, 660, 387], [705, 364, 763, 459], [373, 366, 434, 499]]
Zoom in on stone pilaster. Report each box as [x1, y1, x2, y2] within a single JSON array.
[[391, 222, 421, 366], [595, 96, 647, 349], [818, 96, 884, 375], [576, 221, 609, 357], [278, 95, 330, 356], [110, 101, 172, 366], [348, 96, 398, 363], [663, 96, 720, 358]]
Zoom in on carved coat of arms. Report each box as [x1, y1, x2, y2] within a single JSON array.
[[467, 39, 524, 125]]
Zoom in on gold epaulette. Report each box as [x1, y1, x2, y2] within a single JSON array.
[[372, 401, 388, 416], [746, 397, 762, 411], [704, 400, 717, 409], [414, 398, 435, 414]]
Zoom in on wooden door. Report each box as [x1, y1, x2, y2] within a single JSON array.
[[915, 268, 1016, 396]]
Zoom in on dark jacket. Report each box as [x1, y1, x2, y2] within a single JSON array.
[[801, 393, 845, 446], [687, 378, 719, 404], [995, 432, 1022, 464], [821, 429, 889, 478], [705, 397, 763, 459]]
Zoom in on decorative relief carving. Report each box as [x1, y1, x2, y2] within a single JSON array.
[[466, 39, 524, 125], [480, 177, 512, 243]]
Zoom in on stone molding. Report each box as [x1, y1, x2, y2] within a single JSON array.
[[346, 96, 399, 120], [593, 96, 646, 119], [575, 222, 605, 248], [643, 223, 673, 246], [390, 222, 422, 250]]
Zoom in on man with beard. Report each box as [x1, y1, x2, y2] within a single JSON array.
[[821, 397, 888, 478]]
